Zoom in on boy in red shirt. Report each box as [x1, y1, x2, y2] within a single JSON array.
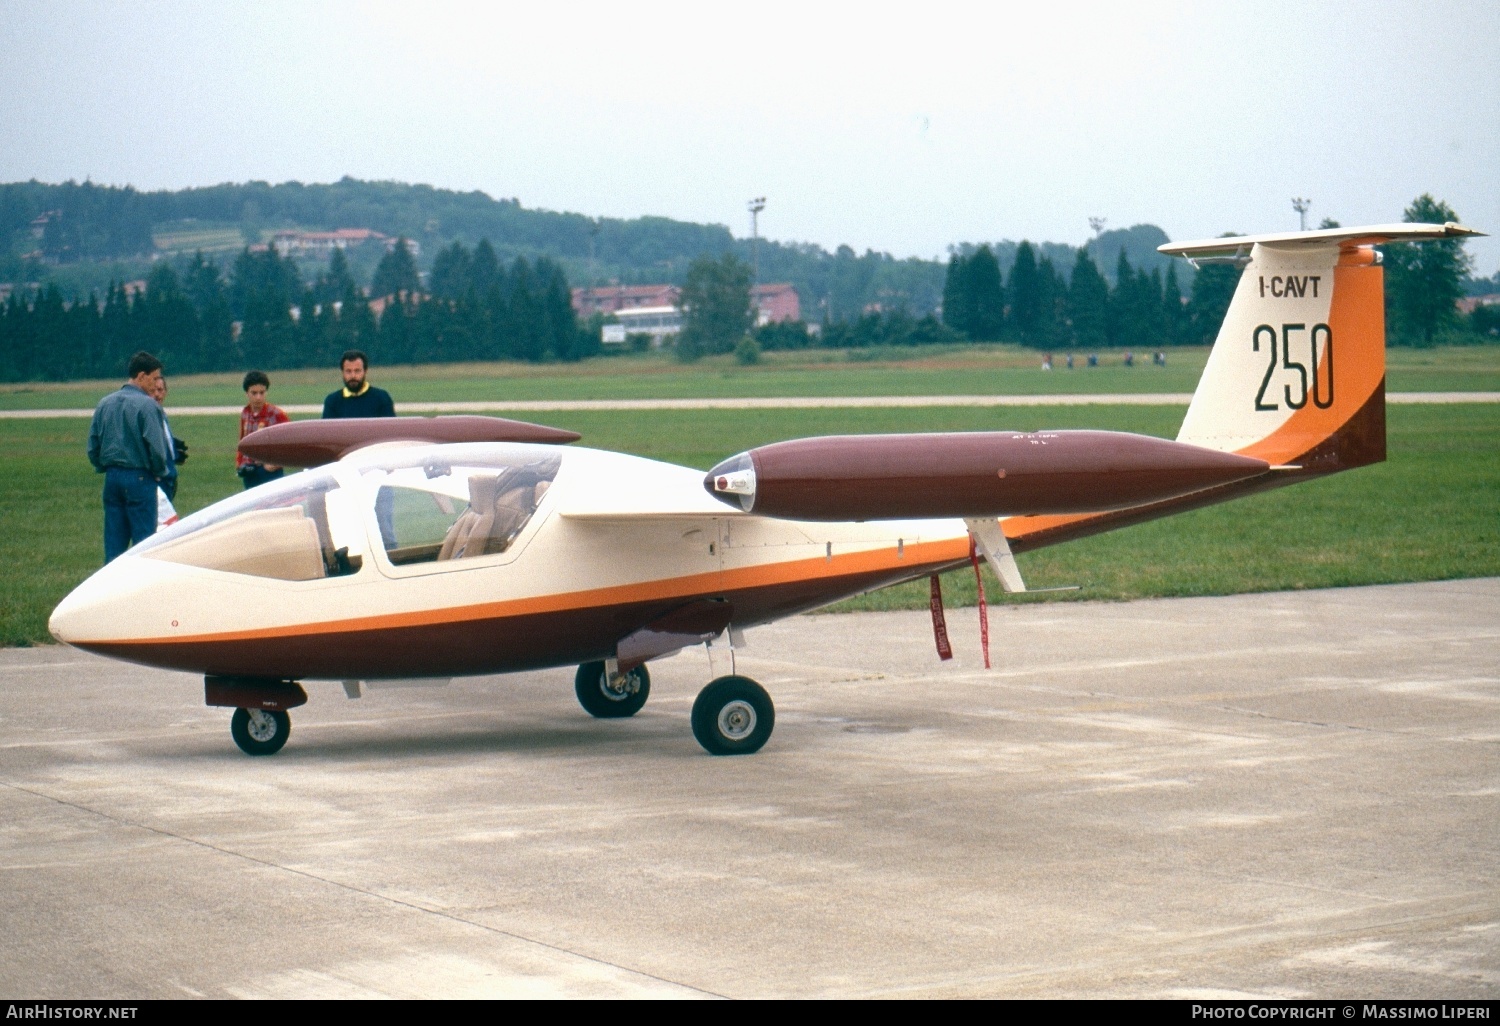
[[237, 370, 291, 489]]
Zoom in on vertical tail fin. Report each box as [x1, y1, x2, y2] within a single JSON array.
[[999, 222, 1482, 553], [1167, 222, 1478, 473]]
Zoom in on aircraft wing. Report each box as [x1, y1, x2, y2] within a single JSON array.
[[238, 415, 580, 468]]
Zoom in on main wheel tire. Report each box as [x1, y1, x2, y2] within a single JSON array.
[[691, 675, 774, 755], [574, 661, 651, 718], [230, 707, 291, 756]]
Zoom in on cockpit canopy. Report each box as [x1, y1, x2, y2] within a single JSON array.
[[133, 443, 563, 581]]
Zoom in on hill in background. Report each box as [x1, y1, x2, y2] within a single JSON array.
[[1, 178, 1182, 320]]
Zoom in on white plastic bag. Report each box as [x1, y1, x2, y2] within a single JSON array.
[[156, 486, 179, 528]]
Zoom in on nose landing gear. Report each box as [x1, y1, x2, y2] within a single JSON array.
[[230, 707, 291, 756], [205, 676, 306, 757]]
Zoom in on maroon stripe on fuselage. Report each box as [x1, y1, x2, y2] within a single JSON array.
[[75, 557, 959, 680]]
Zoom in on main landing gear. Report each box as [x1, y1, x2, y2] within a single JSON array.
[[574, 660, 776, 756], [691, 675, 774, 755], [574, 661, 651, 718]]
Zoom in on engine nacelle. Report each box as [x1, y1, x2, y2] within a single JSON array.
[[705, 430, 1271, 520]]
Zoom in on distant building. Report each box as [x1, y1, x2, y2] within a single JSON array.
[[610, 306, 683, 346], [29, 211, 60, 239], [573, 282, 801, 326], [1457, 294, 1500, 315], [572, 284, 681, 317], [369, 291, 429, 317], [752, 283, 800, 325], [270, 229, 419, 258]]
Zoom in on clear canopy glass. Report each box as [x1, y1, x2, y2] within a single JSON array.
[[136, 443, 564, 581]]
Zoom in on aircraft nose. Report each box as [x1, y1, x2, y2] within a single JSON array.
[[49, 566, 119, 646], [48, 556, 166, 647]]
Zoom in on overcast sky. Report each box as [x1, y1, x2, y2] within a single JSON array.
[[3, 0, 1497, 273]]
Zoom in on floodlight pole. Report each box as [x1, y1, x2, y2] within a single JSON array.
[[748, 197, 766, 285], [1292, 197, 1311, 232]]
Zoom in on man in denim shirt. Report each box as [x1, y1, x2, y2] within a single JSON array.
[[88, 351, 173, 563]]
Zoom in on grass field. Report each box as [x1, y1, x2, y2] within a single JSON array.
[[3, 402, 1497, 647], [3, 345, 1498, 412], [150, 226, 248, 254]]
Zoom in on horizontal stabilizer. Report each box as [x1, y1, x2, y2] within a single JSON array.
[[238, 415, 580, 467], [1160, 221, 1483, 261]]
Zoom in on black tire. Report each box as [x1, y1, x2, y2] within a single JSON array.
[[574, 661, 650, 718], [691, 675, 774, 755], [230, 707, 291, 756]]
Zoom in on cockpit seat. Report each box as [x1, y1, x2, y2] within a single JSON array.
[[437, 474, 502, 561]]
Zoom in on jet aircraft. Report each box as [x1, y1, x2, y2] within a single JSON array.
[[49, 222, 1481, 757]]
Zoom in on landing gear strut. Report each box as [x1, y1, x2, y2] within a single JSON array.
[[230, 707, 291, 756], [692, 675, 775, 755], [575, 661, 651, 718]]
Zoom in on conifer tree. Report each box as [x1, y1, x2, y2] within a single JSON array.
[[1066, 249, 1108, 350], [1162, 262, 1185, 345], [966, 245, 1005, 341], [1187, 262, 1239, 346], [1009, 242, 1040, 342], [1032, 256, 1063, 348], [1140, 267, 1168, 347], [185, 252, 232, 370], [507, 257, 545, 362], [429, 241, 472, 301], [941, 253, 971, 336], [140, 264, 200, 372], [371, 237, 420, 299], [470, 239, 500, 294], [377, 292, 414, 363]]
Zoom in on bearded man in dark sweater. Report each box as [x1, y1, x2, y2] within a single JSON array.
[[324, 349, 398, 548], [322, 350, 396, 419]]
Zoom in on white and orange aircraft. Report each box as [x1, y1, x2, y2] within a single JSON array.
[[49, 222, 1480, 757]]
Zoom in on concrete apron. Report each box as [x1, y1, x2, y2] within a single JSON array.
[[0, 578, 1496, 998]]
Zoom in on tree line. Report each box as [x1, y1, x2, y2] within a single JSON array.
[[0, 193, 1489, 382], [937, 195, 1493, 350], [0, 239, 592, 383], [1, 178, 964, 325], [941, 241, 1219, 349]]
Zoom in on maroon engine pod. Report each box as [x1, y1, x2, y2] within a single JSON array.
[[704, 430, 1271, 521]]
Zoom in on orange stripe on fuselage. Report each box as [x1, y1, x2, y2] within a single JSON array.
[[107, 536, 974, 648]]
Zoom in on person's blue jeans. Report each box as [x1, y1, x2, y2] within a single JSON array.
[[103, 467, 158, 563]]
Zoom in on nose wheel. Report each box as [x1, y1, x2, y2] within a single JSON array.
[[230, 707, 291, 756], [692, 675, 774, 755]]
